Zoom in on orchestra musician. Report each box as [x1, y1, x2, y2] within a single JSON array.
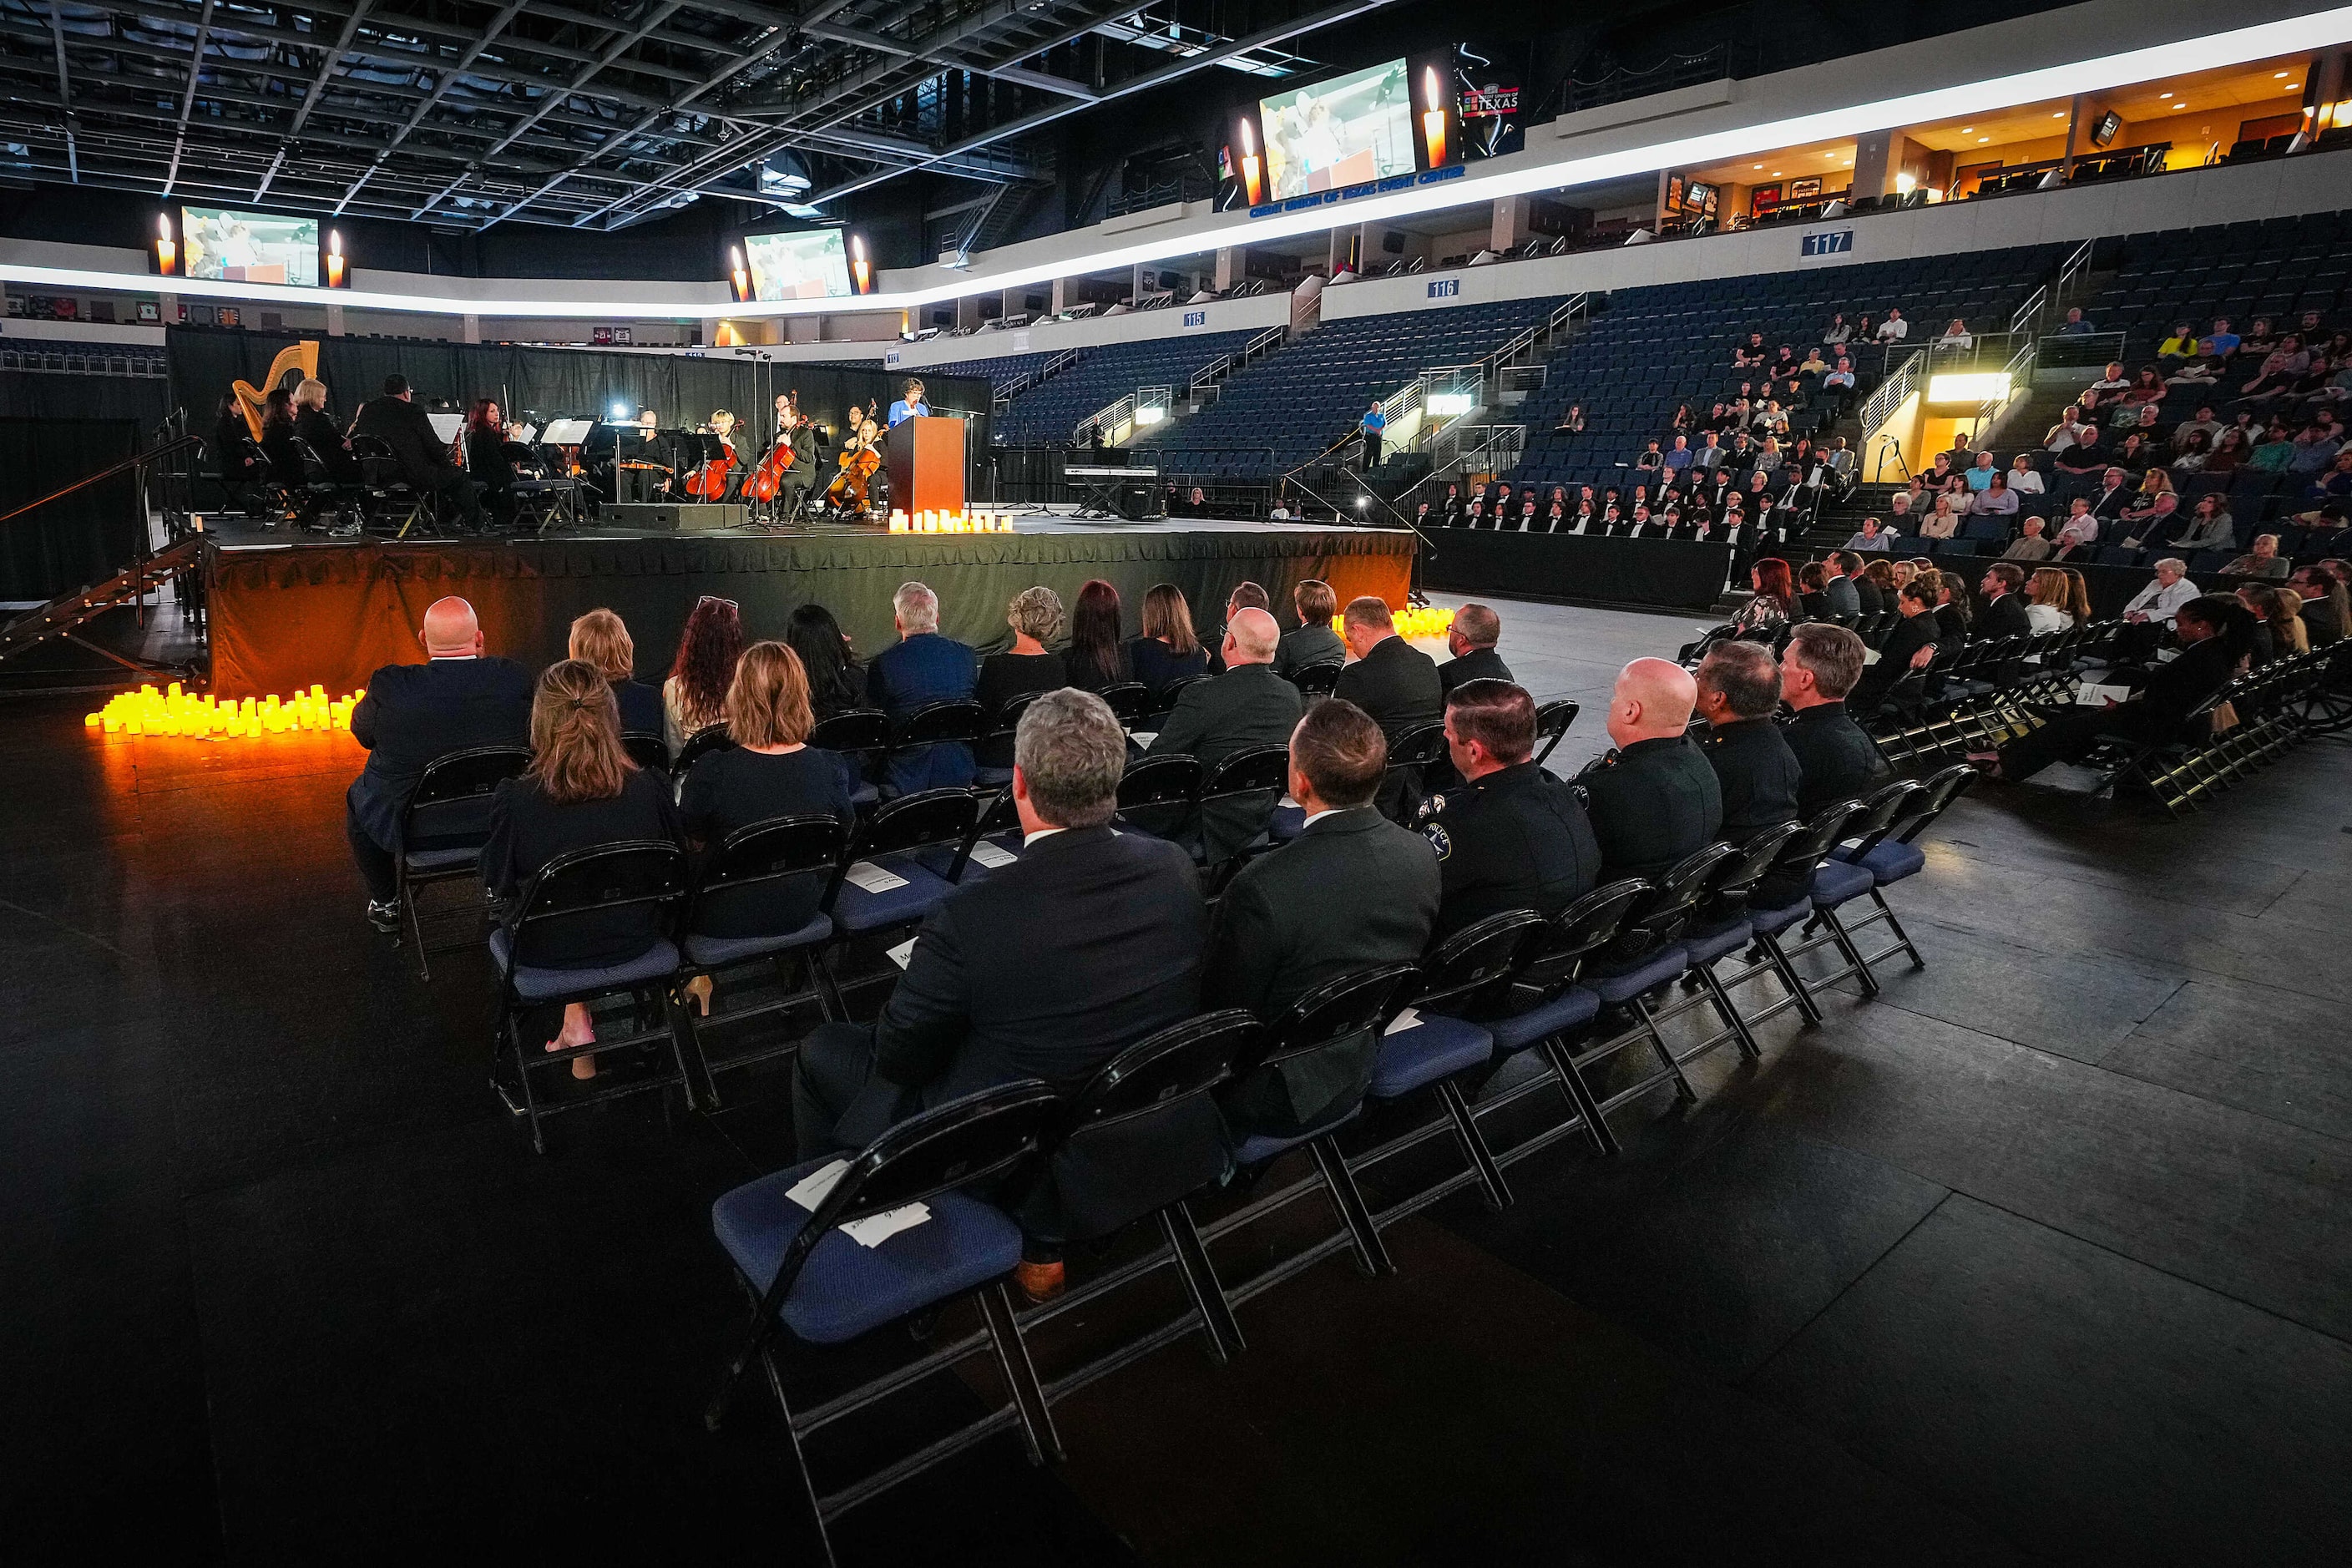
[[823, 416, 883, 518], [465, 399, 518, 528], [292, 378, 360, 488], [684, 409, 739, 500]]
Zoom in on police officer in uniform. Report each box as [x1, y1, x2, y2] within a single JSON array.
[[1417, 680, 1600, 938], [1576, 658, 1722, 885], [1779, 624, 1887, 817], [1692, 640, 1802, 842]]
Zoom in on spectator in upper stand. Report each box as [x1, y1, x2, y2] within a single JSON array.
[[1822, 554, 1862, 621], [1273, 578, 1346, 679], [2172, 406, 2224, 455], [1553, 403, 1586, 434], [1822, 434, 1857, 488], [1754, 437, 1783, 474], [974, 588, 1068, 767], [1575, 659, 1722, 887], [2004, 516, 2053, 560], [2294, 449, 2352, 526], [1770, 344, 1800, 379], [1636, 439, 1665, 474], [2122, 558, 2198, 623], [2045, 405, 2098, 457], [2287, 416, 2345, 476], [867, 580, 980, 792], [1822, 314, 1854, 346], [1126, 584, 1211, 697], [1691, 429, 1727, 471], [1917, 495, 1963, 540], [2005, 453, 2046, 498], [2157, 322, 2200, 361], [1875, 308, 1909, 343], [1884, 492, 1915, 534], [2167, 357, 2221, 387], [2168, 494, 2237, 552], [1694, 640, 1802, 846], [1970, 472, 2018, 519], [569, 608, 664, 738], [2057, 306, 2097, 336], [2248, 424, 2299, 473], [2085, 467, 2135, 522], [2086, 362, 2132, 397], [2198, 317, 2242, 360], [1823, 357, 1857, 399], [2220, 534, 2290, 580], [1936, 318, 1975, 352], [2289, 565, 2348, 645], [1437, 603, 1510, 693], [1965, 451, 1999, 493], [664, 594, 746, 758], [1734, 331, 1767, 367], [1727, 431, 1758, 472], [2117, 491, 2183, 548], [1662, 433, 1694, 475], [1798, 346, 1830, 377]]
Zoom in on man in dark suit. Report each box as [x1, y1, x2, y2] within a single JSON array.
[[866, 580, 979, 793], [1576, 658, 1722, 885], [1206, 581, 1270, 673], [1987, 596, 2248, 781], [1977, 562, 2033, 638], [1272, 578, 1346, 679], [345, 595, 533, 931], [1146, 607, 1302, 860], [791, 688, 1206, 1297], [1333, 595, 1444, 818], [351, 374, 484, 529], [1417, 680, 1601, 938], [1436, 603, 1511, 693], [1694, 641, 1802, 842], [1210, 698, 1439, 1136], [1780, 623, 1887, 818]]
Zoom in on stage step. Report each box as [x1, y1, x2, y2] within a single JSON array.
[[0, 534, 204, 671]]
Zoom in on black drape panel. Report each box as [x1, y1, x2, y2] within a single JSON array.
[[0, 371, 175, 425], [0, 417, 141, 600]]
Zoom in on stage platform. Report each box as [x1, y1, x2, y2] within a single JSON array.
[[200, 509, 1415, 697]]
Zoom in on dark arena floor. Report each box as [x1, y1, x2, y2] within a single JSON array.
[[5, 595, 2349, 1565]]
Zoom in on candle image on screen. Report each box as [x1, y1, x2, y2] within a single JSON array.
[[180, 207, 320, 287], [1259, 59, 1415, 201], [741, 229, 854, 301]]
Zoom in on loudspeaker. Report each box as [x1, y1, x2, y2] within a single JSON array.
[[605, 502, 747, 531]]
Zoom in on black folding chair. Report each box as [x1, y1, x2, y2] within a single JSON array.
[[1532, 699, 1581, 767], [823, 788, 981, 977], [1145, 673, 1211, 730], [1289, 661, 1345, 699], [672, 723, 735, 778], [880, 699, 984, 797], [1829, 763, 1973, 974], [1379, 719, 1449, 821], [1112, 752, 1202, 842], [620, 731, 669, 772], [1651, 822, 1808, 1064], [1783, 781, 1925, 999], [490, 841, 692, 1153], [705, 1080, 1064, 1567], [808, 708, 890, 808], [1194, 742, 1292, 882], [973, 691, 1041, 790], [395, 744, 532, 980], [1095, 681, 1151, 726], [673, 814, 851, 1098]]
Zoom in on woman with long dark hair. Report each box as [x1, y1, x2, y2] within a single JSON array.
[[465, 397, 517, 527], [212, 392, 257, 488], [482, 660, 682, 1075], [1128, 584, 1209, 695], [258, 386, 304, 490], [664, 594, 745, 756], [1064, 578, 1128, 691], [1729, 558, 1794, 637], [784, 601, 867, 720]]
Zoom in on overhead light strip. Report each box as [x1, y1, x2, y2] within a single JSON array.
[[4, 7, 2348, 320]]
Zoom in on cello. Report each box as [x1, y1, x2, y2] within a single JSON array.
[[683, 411, 737, 499], [823, 422, 881, 515], [745, 400, 796, 506]]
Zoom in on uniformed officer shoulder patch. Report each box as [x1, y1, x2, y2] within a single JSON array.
[[1422, 823, 1450, 859], [1418, 792, 1445, 819]]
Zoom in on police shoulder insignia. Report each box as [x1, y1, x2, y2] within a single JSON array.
[[1423, 824, 1451, 860], [1418, 792, 1445, 819]]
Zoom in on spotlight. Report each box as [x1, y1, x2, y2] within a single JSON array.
[[610, 402, 630, 419]]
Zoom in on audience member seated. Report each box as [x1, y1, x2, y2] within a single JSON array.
[[1211, 699, 1441, 1136], [569, 608, 663, 736], [2218, 534, 2289, 580], [1206, 581, 1271, 672], [788, 688, 1206, 1299], [664, 595, 744, 757], [1064, 578, 1130, 692], [1846, 515, 1895, 552], [1417, 680, 1600, 938], [1849, 580, 1942, 719], [1575, 659, 1722, 885], [1272, 579, 1346, 679], [1146, 608, 1303, 860], [868, 580, 980, 791], [1981, 597, 2254, 781], [1334, 594, 1443, 733], [2004, 516, 2052, 559], [1436, 603, 1510, 692], [975, 587, 1068, 768], [1822, 554, 1861, 621], [1778, 625, 1885, 819], [786, 601, 868, 721], [1694, 642, 1801, 844], [345, 595, 534, 932], [2289, 565, 2348, 645], [1127, 583, 1212, 695], [482, 660, 685, 1078], [2026, 568, 2076, 632]]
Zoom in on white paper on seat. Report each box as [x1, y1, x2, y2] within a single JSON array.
[[885, 937, 917, 969], [1384, 1007, 1422, 1035], [842, 1202, 931, 1248], [2075, 682, 2133, 707], [967, 840, 1018, 868], [786, 1158, 850, 1211], [843, 860, 910, 893], [1277, 795, 1301, 808], [1129, 731, 1158, 746]]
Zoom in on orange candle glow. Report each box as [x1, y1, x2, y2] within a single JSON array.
[[850, 235, 871, 294], [1421, 68, 1449, 169], [155, 215, 177, 276], [325, 230, 346, 289], [1238, 119, 1262, 205]]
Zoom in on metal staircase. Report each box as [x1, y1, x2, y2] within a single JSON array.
[[0, 533, 205, 679]]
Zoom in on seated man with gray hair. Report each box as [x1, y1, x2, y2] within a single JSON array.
[[1146, 606, 1302, 861], [866, 579, 979, 793], [791, 686, 1207, 1296]]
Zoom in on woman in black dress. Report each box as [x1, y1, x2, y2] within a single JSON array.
[[291, 377, 361, 487], [211, 393, 257, 491], [465, 398, 517, 529], [1125, 583, 1210, 695], [482, 660, 683, 1077], [569, 607, 665, 736], [785, 601, 867, 721], [1064, 579, 1129, 692], [258, 387, 304, 491], [975, 586, 1068, 768]]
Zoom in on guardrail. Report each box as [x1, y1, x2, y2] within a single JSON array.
[[2053, 236, 2096, 308], [1975, 333, 2040, 449], [2036, 329, 2127, 372], [2009, 284, 2048, 340], [1858, 347, 1928, 441]]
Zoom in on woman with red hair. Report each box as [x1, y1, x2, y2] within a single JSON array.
[[464, 397, 516, 529], [1727, 557, 1796, 638], [663, 594, 745, 757]]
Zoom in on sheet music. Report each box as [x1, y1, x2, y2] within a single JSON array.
[[539, 417, 594, 443], [426, 412, 465, 442]]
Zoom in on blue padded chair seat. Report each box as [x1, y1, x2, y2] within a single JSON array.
[[402, 844, 480, 873], [1367, 1014, 1495, 1099], [1267, 803, 1306, 843], [1746, 896, 1812, 937], [1484, 989, 1602, 1053], [831, 854, 953, 932], [711, 1157, 1024, 1346], [683, 913, 833, 969], [1582, 946, 1689, 1005], [1810, 860, 1877, 908], [1229, 1105, 1362, 1167], [490, 931, 680, 1004], [849, 781, 880, 809], [909, 831, 1022, 883], [1852, 841, 1925, 883], [1677, 917, 1754, 967], [973, 766, 1015, 789]]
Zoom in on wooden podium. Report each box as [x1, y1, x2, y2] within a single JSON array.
[[884, 416, 965, 517]]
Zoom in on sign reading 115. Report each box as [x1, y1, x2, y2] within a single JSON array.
[[1802, 230, 1854, 257]]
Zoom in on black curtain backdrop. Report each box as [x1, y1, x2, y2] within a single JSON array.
[[164, 328, 989, 464], [0, 371, 175, 426], [0, 417, 142, 601], [1420, 529, 1734, 610]]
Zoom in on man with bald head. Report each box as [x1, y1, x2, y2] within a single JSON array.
[[1148, 604, 1303, 861], [346, 594, 534, 930], [1437, 602, 1511, 694], [1574, 657, 1722, 885]]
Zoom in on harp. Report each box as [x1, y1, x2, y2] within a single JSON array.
[[231, 341, 321, 439]]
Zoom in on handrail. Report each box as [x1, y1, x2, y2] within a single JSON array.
[[1039, 347, 1079, 381], [2009, 283, 2048, 339], [1858, 348, 1928, 442], [2053, 236, 2095, 306], [1974, 333, 2040, 448], [1074, 392, 1136, 446], [0, 435, 200, 528], [1243, 325, 1286, 363]]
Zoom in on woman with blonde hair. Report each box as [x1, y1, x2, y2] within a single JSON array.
[[1126, 581, 1209, 695], [482, 660, 682, 1076], [975, 586, 1067, 768], [2026, 568, 2075, 632], [569, 607, 663, 735]]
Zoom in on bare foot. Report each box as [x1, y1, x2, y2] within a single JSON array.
[[548, 1002, 598, 1081]]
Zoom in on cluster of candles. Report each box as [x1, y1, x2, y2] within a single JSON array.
[[88, 682, 362, 738], [1334, 605, 1455, 641], [886, 510, 1014, 534]]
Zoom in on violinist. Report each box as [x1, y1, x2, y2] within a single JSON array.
[[824, 417, 882, 518], [465, 399, 518, 528]]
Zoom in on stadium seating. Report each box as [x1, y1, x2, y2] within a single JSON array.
[[2095, 210, 2352, 361], [989, 327, 1263, 444]]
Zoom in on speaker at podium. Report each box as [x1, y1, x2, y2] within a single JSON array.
[[885, 415, 965, 518]]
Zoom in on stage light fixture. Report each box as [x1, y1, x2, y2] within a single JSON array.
[[610, 402, 630, 419]]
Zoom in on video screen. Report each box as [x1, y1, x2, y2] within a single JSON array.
[[180, 207, 319, 287], [742, 229, 852, 301], [1260, 59, 1416, 200]]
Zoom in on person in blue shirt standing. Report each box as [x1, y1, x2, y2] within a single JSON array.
[[1359, 400, 1387, 468], [886, 377, 929, 427], [867, 580, 979, 793]]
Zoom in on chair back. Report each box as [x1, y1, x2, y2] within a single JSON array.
[[1697, 820, 1806, 924], [685, 814, 848, 938], [1413, 909, 1549, 1019], [1115, 753, 1203, 837], [1532, 699, 1581, 766], [1614, 842, 1738, 958], [979, 691, 1041, 756], [1095, 682, 1151, 723], [1198, 742, 1291, 803], [1290, 661, 1344, 698], [835, 787, 981, 895], [808, 708, 892, 759], [620, 731, 668, 771], [404, 744, 533, 847], [1149, 674, 1211, 724], [1514, 878, 1653, 997], [673, 723, 735, 776], [504, 841, 689, 972], [1891, 764, 1975, 843], [892, 698, 984, 746], [1236, 963, 1419, 1078], [1842, 778, 1927, 861]]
